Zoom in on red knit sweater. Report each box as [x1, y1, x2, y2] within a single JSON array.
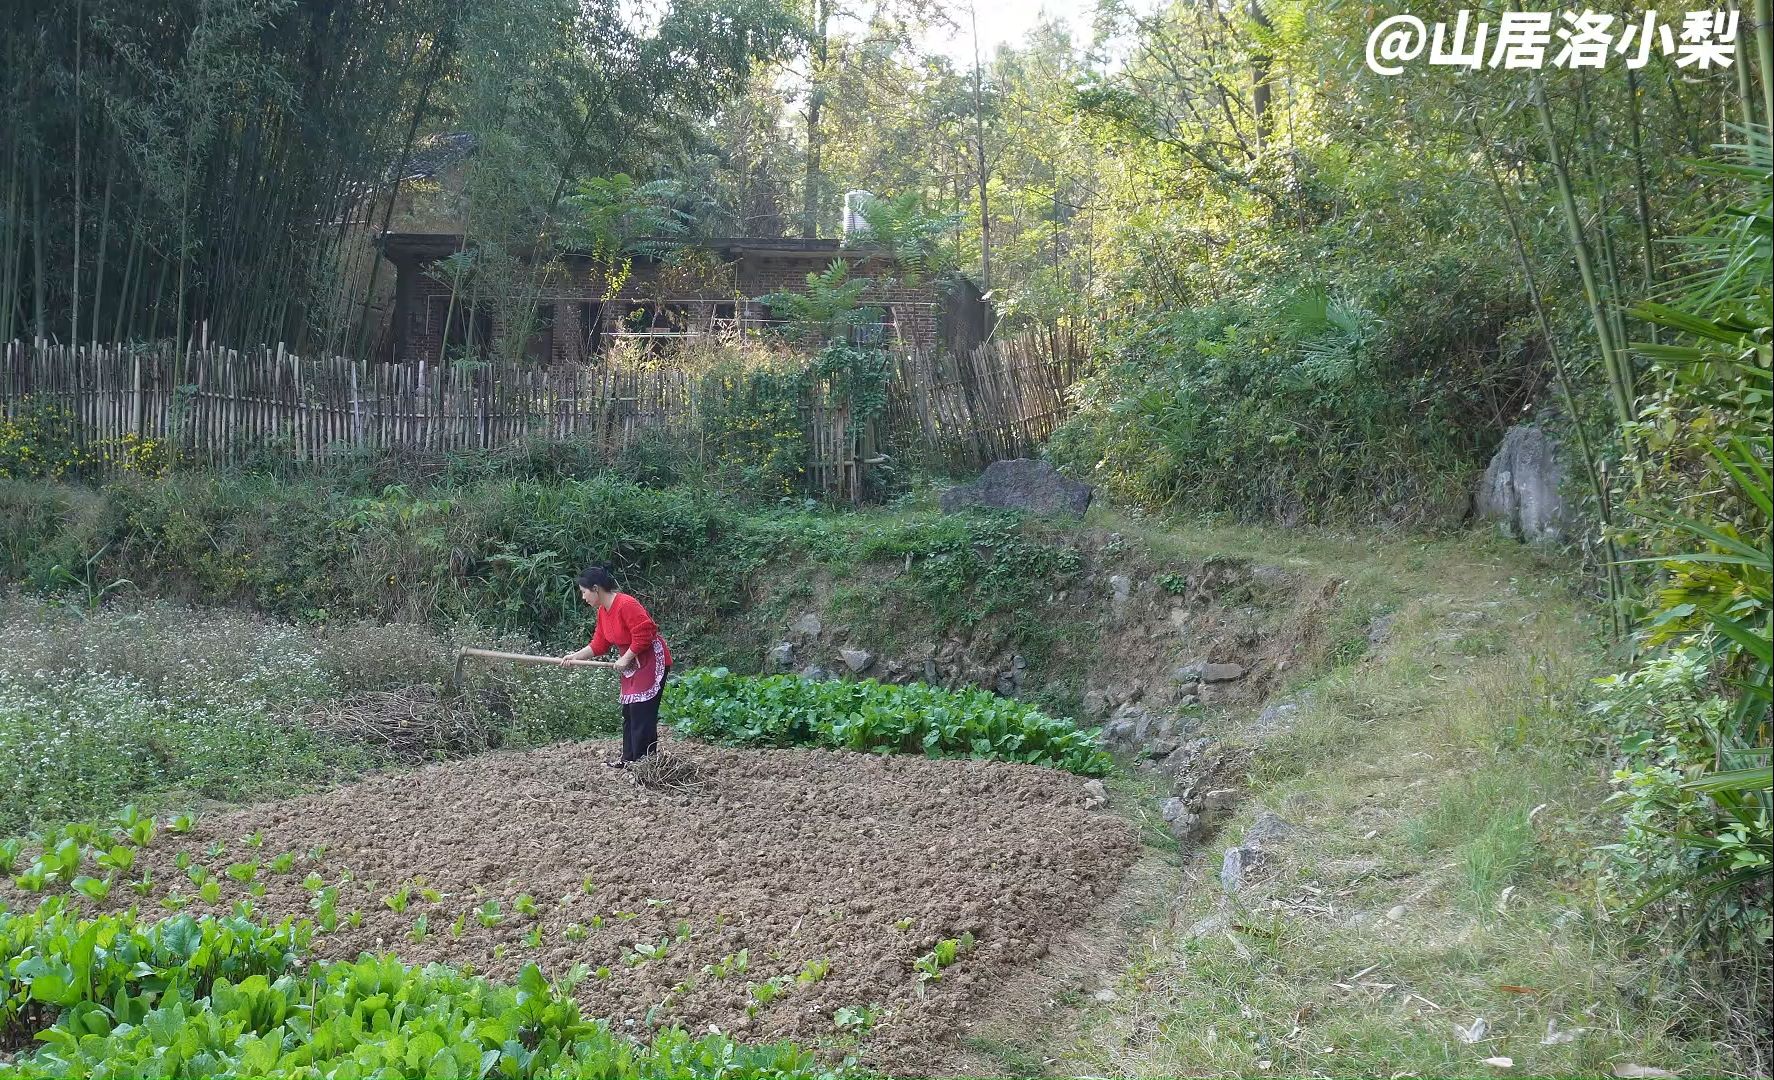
[[589, 592, 671, 703]]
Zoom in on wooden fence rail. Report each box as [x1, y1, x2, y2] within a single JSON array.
[[1, 330, 1089, 500]]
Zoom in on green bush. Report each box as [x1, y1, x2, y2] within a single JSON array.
[[1046, 260, 1538, 524], [666, 668, 1110, 775], [1592, 130, 1771, 957], [0, 899, 835, 1078], [1591, 650, 1770, 952], [0, 398, 92, 482], [2, 473, 1091, 657]]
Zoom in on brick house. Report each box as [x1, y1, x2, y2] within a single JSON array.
[[377, 232, 992, 364]]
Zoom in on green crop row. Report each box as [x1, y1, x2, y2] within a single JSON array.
[[665, 670, 1110, 776], [0, 898, 841, 1078]]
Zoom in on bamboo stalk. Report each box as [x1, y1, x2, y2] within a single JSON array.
[[1533, 79, 1636, 438]]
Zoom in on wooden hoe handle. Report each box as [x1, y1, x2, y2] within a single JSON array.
[[455, 647, 623, 669]]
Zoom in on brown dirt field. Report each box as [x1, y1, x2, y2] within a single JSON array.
[[9, 740, 1139, 1071]]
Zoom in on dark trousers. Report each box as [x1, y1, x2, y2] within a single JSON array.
[[620, 666, 669, 761]]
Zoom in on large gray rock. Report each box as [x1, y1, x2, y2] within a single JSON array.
[[1242, 811, 1296, 850], [1475, 423, 1568, 543], [939, 459, 1094, 517]]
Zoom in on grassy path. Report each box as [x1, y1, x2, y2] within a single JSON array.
[[961, 516, 1742, 1078]]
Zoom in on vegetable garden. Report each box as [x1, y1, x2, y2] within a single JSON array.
[[0, 598, 1137, 1076]]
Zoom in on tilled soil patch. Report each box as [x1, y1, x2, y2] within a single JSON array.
[[12, 741, 1138, 1068]]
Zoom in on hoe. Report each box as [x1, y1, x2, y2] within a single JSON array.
[[450, 646, 624, 691], [449, 648, 700, 790]]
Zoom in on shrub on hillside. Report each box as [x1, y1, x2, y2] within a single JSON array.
[[666, 668, 1110, 775], [1590, 131, 1772, 959], [0, 398, 91, 482], [1047, 262, 1545, 524], [1591, 651, 1771, 952]]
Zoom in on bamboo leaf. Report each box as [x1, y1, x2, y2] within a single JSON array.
[[1698, 610, 1774, 666], [1629, 509, 1772, 565], [1682, 764, 1774, 794]]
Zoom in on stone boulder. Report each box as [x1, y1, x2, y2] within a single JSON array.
[[1242, 811, 1296, 850], [1475, 423, 1567, 543], [938, 458, 1094, 517]]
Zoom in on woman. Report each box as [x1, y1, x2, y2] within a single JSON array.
[[560, 565, 672, 767]]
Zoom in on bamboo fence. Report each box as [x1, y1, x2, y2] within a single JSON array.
[[2, 330, 1088, 501]]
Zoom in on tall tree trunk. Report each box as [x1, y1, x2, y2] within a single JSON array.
[[1, 142, 17, 342], [1623, 66, 1657, 339], [971, 4, 991, 292], [31, 156, 46, 340], [801, 0, 830, 238], [113, 200, 142, 344], [1735, 2, 1758, 128], [71, 0, 83, 345], [92, 150, 113, 347], [1248, 0, 1273, 149]]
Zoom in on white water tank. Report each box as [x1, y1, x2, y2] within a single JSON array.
[[841, 190, 876, 243]]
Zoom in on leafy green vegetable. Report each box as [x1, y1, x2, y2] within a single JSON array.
[[0, 901, 836, 1078], [913, 931, 976, 983], [668, 669, 1110, 775], [70, 875, 112, 903], [96, 845, 135, 873]]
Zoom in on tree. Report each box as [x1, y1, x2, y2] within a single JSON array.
[[0, 0, 798, 358]]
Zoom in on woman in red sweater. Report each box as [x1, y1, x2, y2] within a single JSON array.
[[559, 565, 672, 766]]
